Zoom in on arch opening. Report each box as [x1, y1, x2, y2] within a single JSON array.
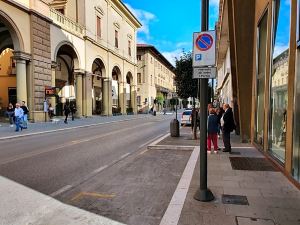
[[112, 66, 121, 114]]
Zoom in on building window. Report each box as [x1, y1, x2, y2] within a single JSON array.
[[137, 96, 141, 105], [115, 30, 119, 48], [137, 55, 141, 60], [56, 8, 65, 15], [255, 11, 268, 146], [269, 0, 290, 162], [151, 57, 153, 63], [137, 73, 142, 84], [96, 16, 101, 38], [128, 40, 131, 56]]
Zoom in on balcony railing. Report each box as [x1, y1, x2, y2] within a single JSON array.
[[50, 8, 85, 38]]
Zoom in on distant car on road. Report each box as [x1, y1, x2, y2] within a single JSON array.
[[181, 110, 192, 126]]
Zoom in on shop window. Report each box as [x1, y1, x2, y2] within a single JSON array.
[[255, 11, 268, 146], [293, 0, 300, 182], [269, 0, 290, 162]]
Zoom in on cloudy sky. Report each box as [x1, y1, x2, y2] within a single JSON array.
[[123, 0, 219, 65]]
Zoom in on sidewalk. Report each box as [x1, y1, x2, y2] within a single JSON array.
[[0, 114, 152, 140], [158, 127, 300, 225]]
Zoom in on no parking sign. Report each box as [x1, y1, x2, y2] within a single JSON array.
[[192, 31, 216, 67]]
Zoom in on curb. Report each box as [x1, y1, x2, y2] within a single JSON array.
[[147, 145, 194, 151], [0, 116, 150, 141]]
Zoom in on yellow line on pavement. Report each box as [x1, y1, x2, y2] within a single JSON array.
[[71, 192, 116, 202]]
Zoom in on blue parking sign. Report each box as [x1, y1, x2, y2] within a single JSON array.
[[195, 54, 202, 61]]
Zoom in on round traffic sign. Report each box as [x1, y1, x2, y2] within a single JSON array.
[[195, 33, 213, 51]]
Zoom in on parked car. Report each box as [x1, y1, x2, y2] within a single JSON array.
[[181, 110, 192, 126]]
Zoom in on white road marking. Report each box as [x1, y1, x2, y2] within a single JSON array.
[[138, 133, 167, 148], [50, 185, 73, 197], [120, 153, 130, 159], [92, 165, 109, 174], [159, 147, 199, 225]]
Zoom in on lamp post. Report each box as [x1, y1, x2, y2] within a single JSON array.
[[194, 0, 214, 202]]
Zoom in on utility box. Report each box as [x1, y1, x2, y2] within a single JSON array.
[[170, 119, 180, 137]]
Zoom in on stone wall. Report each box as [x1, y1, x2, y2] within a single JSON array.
[[31, 13, 52, 111]]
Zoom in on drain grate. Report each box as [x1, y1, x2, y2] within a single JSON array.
[[229, 157, 278, 171], [236, 216, 275, 225], [222, 194, 249, 205]]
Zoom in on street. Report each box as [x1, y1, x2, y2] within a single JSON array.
[[0, 115, 174, 196]]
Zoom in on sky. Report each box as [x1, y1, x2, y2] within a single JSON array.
[[123, 0, 220, 65]]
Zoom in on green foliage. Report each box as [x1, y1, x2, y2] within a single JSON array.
[[170, 98, 179, 105], [156, 94, 164, 105], [174, 52, 198, 99]]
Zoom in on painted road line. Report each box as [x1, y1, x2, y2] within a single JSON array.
[[148, 133, 170, 146], [92, 165, 109, 174], [50, 185, 73, 197], [0, 122, 154, 166], [0, 116, 151, 141], [138, 133, 167, 149], [120, 153, 130, 159], [71, 192, 116, 202], [159, 147, 199, 225]]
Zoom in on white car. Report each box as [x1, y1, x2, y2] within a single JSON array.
[[181, 110, 192, 126]]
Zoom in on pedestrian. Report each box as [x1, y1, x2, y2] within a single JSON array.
[[48, 103, 54, 119], [14, 103, 24, 132], [64, 103, 70, 124], [221, 103, 235, 152], [6, 103, 14, 127], [70, 102, 77, 121], [207, 108, 219, 154], [216, 107, 224, 139], [21, 101, 29, 129]]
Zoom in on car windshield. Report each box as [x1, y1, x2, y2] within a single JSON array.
[[183, 111, 192, 115]]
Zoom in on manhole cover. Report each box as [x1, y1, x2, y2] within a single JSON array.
[[236, 216, 275, 225], [229, 157, 278, 171], [222, 194, 249, 205]]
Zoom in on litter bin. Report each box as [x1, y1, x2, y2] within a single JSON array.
[[170, 119, 180, 137]]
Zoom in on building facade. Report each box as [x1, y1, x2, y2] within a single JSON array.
[[136, 44, 175, 112], [216, 0, 300, 187], [0, 0, 141, 121]]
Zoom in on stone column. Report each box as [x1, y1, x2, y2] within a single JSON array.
[[75, 70, 84, 117], [51, 62, 57, 114], [85, 73, 93, 117], [103, 78, 112, 116], [131, 85, 137, 114], [14, 58, 27, 103], [119, 82, 125, 114]]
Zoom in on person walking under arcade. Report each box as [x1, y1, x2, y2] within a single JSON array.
[[64, 103, 70, 124], [14, 103, 24, 132], [21, 101, 29, 129]]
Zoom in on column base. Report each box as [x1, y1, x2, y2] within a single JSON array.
[[194, 188, 214, 202], [31, 111, 50, 122]]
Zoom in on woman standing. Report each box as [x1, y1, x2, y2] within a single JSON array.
[[207, 108, 219, 154]]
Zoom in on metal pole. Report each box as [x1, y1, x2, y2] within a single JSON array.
[[194, 0, 214, 202]]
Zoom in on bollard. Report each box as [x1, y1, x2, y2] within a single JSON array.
[[170, 119, 180, 137]]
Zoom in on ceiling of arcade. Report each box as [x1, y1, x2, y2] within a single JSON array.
[[0, 22, 13, 53]]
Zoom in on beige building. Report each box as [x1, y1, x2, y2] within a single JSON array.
[[0, 0, 141, 121], [136, 44, 175, 112]]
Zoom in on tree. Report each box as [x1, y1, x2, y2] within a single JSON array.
[[175, 51, 214, 104], [174, 52, 198, 99]]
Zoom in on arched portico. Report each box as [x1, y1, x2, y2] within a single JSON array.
[[91, 58, 106, 115], [0, 13, 30, 115], [112, 66, 122, 114], [53, 43, 83, 116]]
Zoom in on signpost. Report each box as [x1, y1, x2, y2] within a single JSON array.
[[193, 0, 215, 202]]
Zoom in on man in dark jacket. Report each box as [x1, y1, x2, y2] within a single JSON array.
[[221, 103, 235, 152]]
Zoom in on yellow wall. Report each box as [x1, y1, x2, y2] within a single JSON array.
[[0, 49, 16, 109]]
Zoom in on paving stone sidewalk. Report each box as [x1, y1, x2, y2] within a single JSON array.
[[168, 127, 300, 225]]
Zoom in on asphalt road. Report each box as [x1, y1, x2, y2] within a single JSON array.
[[0, 115, 173, 196]]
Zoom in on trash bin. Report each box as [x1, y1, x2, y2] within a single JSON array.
[[170, 119, 180, 137]]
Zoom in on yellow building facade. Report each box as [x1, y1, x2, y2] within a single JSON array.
[[136, 44, 175, 112], [0, 0, 141, 121]]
